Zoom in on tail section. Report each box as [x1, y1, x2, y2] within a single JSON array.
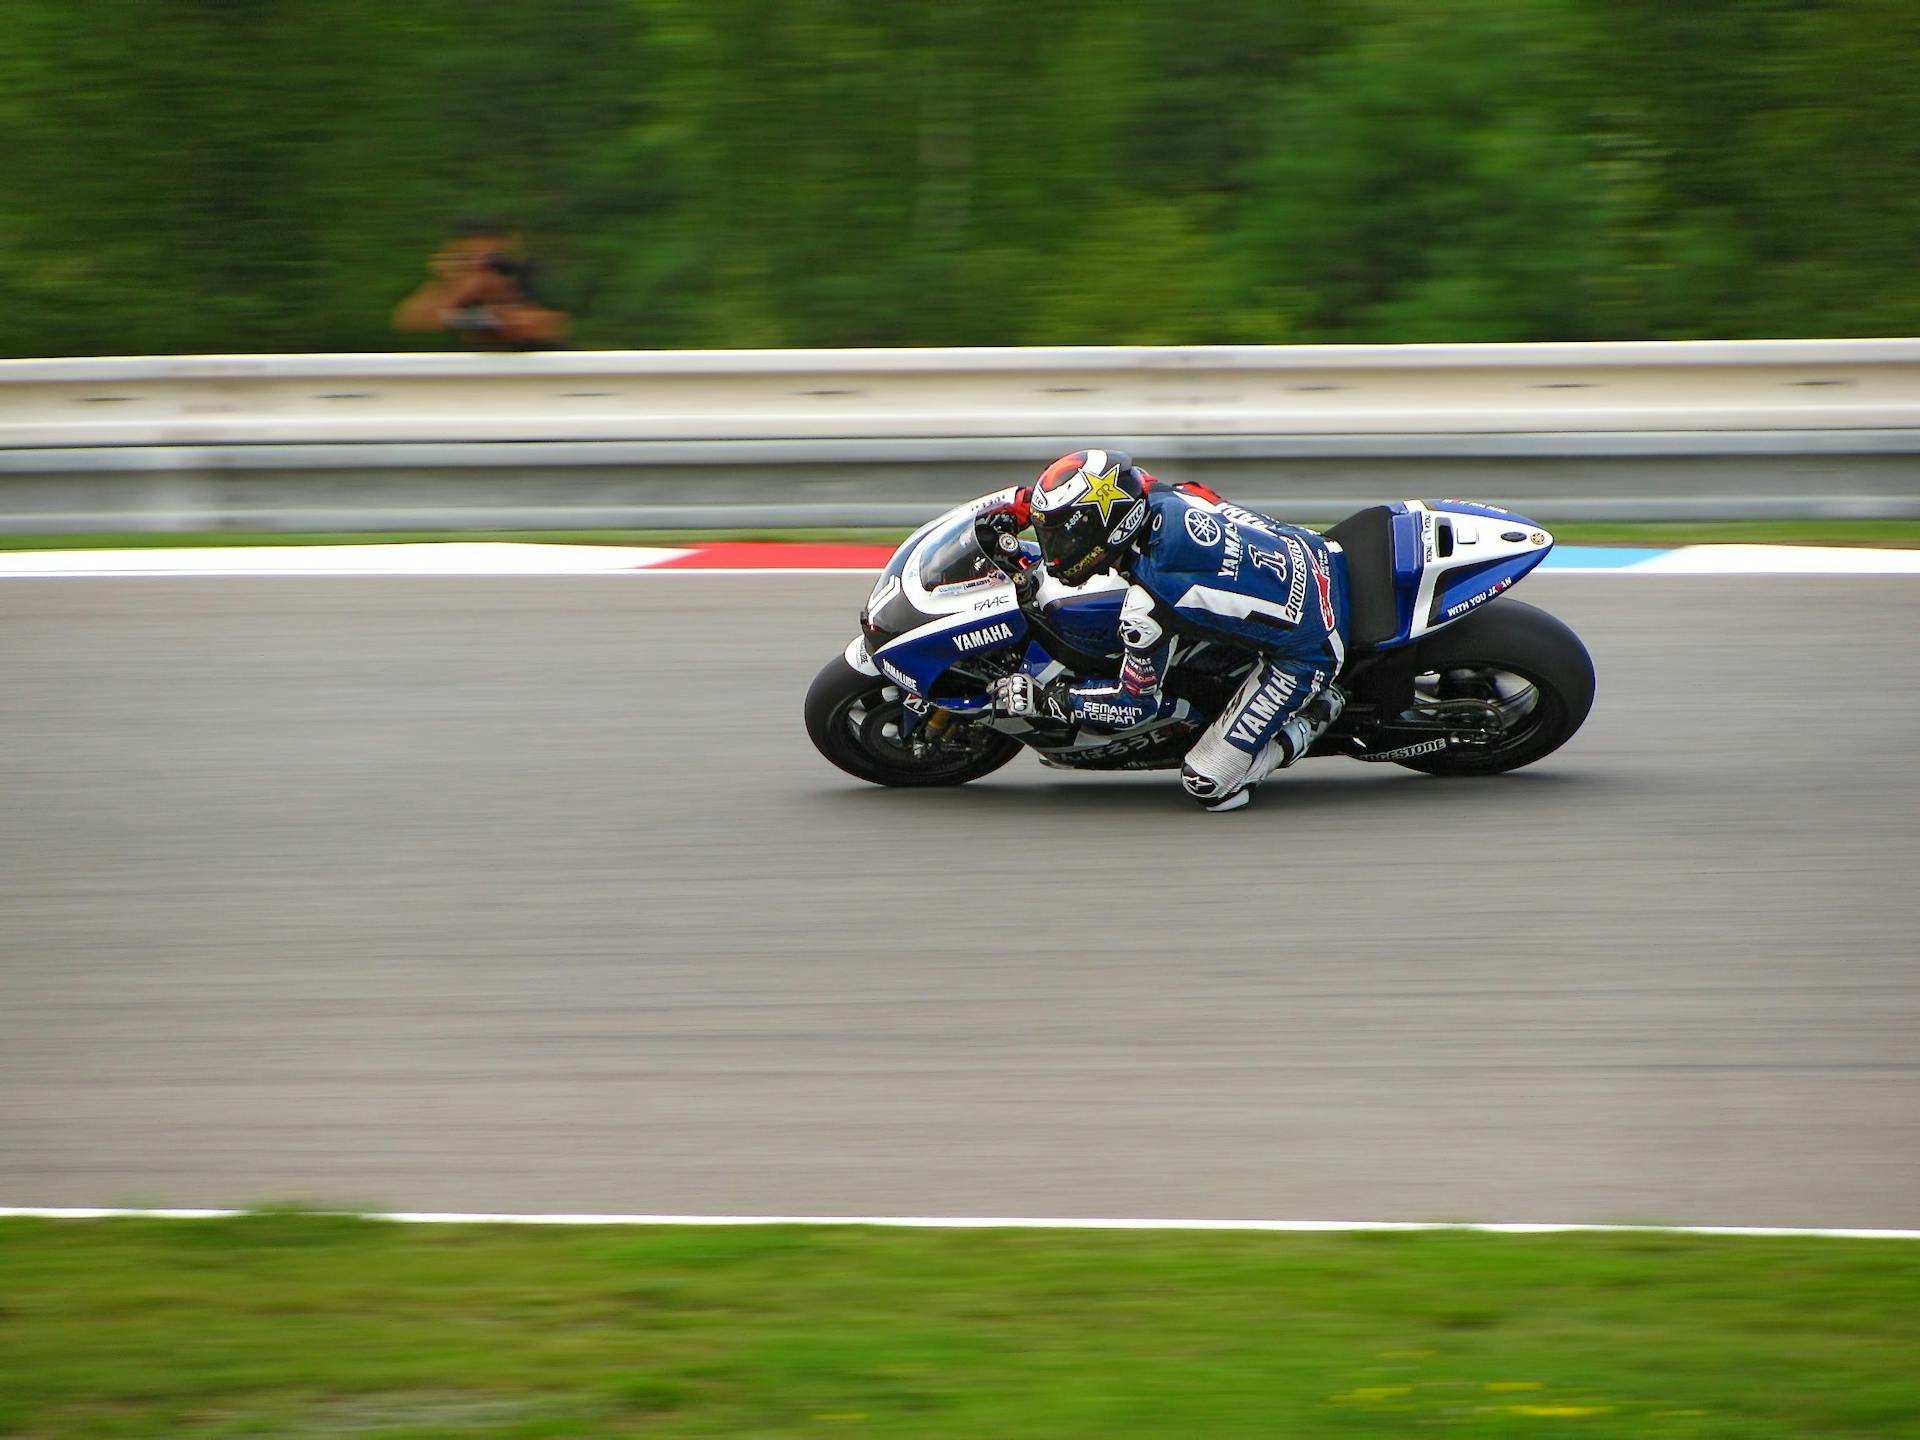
[[1336, 500, 1554, 649]]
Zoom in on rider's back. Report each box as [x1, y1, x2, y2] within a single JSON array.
[[1131, 487, 1346, 664]]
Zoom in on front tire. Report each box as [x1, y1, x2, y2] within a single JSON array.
[[1392, 599, 1595, 776], [805, 654, 1022, 787]]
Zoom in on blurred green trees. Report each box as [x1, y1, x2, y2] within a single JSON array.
[[0, 0, 1914, 355]]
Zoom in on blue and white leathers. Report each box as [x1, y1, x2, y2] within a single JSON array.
[[1062, 486, 1352, 802]]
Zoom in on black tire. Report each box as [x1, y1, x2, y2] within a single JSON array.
[[804, 653, 1023, 787], [1391, 599, 1594, 776]]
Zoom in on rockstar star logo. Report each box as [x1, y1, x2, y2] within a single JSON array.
[[1080, 464, 1126, 523]]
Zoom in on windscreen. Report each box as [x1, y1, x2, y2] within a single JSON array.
[[915, 517, 1001, 591]]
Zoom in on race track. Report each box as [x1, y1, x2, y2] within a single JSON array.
[[3, 574, 1917, 1227]]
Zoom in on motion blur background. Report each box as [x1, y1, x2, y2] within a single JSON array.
[[4, 0, 1918, 358], [5, 4, 1920, 1433]]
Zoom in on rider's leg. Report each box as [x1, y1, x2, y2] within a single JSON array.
[[1180, 660, 1343, 812]]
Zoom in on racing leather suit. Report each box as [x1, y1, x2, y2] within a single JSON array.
[[986, 478, 1351, 804]]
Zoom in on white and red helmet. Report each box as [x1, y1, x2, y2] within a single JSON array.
[[1029, 448, 1150, 583]]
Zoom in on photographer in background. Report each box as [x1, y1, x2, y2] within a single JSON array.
[[392, 219, 569, 350]]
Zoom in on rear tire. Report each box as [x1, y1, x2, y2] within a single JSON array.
[[1392, 600, 1594, 776], [805, 654, 1022, 787]]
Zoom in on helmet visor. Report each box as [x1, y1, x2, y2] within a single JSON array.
[[1037, 507, 1110, 582]]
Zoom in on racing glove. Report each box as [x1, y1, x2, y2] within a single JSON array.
[[975, 508, 1034, 581], [989, 673, 1071, 722]]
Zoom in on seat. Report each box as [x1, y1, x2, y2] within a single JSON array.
[[1324, 505, 1404, 649]]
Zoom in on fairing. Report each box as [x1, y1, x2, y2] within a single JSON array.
[[1372, 501, 1555, 646], [863, 500, 1031, 695]]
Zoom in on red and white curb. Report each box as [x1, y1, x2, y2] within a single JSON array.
[[0, 541, 1917, 578], [0, 541, 882, 577], [0, 1206, 1914, 1239]]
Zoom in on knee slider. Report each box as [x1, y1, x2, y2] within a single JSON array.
[[1180, 765, 1223, 799]]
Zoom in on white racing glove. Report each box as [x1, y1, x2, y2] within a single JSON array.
[[989, 674, 1070, 722]]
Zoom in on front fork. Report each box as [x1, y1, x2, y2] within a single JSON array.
[[898, 634, 1051, 747], [900, 701, 953, 745], [897, 693, 981, 757]]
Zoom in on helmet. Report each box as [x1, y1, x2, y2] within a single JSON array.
[[1029, 448, 1150, 583]]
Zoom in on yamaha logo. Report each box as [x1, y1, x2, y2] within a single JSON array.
[[954, 621, 1015, 653], [1184, 510, 1223, 547]]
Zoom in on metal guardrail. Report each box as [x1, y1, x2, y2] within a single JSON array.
[[2, 341, 1917, 528]]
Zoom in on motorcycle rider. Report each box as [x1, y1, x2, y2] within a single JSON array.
[[978, 449, 1349, 813]]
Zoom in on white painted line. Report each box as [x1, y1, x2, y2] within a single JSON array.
[[1636, 543, 1920, 575], [1, 1207, 1914, 1240], [0, 542, 690, 577]]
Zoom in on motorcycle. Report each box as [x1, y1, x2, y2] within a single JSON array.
[[805, 494, 1595, 789]]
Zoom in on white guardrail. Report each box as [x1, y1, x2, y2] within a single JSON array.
[[4, 339, 1920, 446], [1, 340, 1916, 526]]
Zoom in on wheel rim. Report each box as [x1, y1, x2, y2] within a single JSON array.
[[834, 683, 1007, 780], [1405, 663, 1552, 759]]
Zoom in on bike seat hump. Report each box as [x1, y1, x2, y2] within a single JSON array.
[[1324, 504, 1411, 649], [1328, 501, 1556, 649]]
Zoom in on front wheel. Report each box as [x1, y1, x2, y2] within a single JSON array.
[[1391, 600, 1595, 776], [805, 653, 1022, 787]]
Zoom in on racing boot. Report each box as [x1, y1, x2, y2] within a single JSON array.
[[1194, 785, 1252, 813], [1181, 763, 1254, 812], [1180, 684, 1345, 814], [1274, 684, 1345, 767]]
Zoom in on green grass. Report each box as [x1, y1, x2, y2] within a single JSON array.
[[1, 520, 1919, 550], [2, 1215, 1917, 1438]]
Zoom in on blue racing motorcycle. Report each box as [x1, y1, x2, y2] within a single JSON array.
[[806, 497, 1595, 789]]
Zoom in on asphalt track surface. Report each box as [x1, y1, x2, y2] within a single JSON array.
[[3, 575, 1917, 1228]]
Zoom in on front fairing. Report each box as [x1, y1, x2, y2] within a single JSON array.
[[1032, 575, 1127, 659], [861, 500, 1031, 697], [861, 492, 1020, 646]]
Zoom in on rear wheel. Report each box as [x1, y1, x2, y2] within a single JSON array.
[[1391, 600, 1594, 776], [804, 654, 1022, 787]]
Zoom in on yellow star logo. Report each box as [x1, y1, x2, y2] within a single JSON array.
[[1080, 464, 1126, 524]]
